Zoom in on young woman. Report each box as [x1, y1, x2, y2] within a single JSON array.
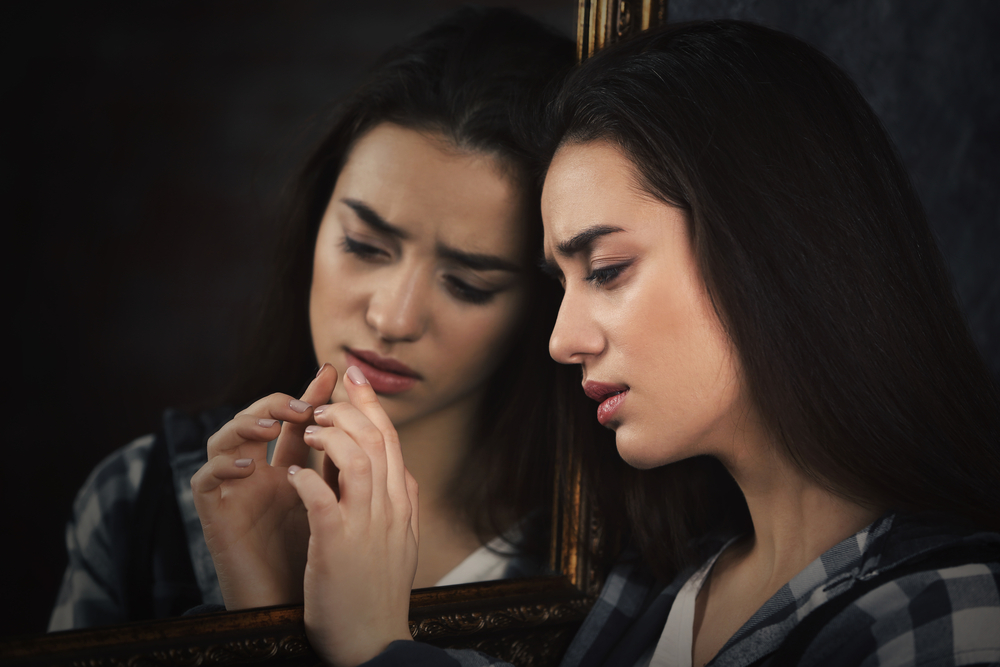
[[287, 20, 1000, 667], [48, 7, 602, 630]]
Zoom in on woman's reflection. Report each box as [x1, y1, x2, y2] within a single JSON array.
[[49, 7, 591, 630]]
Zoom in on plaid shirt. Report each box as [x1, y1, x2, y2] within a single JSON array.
[[368, 512, 1000, 666], [48, 409, 231, 631]]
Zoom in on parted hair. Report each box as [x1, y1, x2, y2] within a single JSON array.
[[544, 20, 1000, 581], [227, 7, 603, 549]]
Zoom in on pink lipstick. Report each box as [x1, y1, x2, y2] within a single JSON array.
[[583, 381, 630, 426], [345, 349, 422, 395]]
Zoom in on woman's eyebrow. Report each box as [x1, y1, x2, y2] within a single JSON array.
[[343, 197, 517, 272], [539, 225, 624, 278], [342, 199, 410, 240], [437, 244, 520, 272], [555, 224, 624, 257]]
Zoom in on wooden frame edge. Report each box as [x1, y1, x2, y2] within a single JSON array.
[[577, 0, 668, 60], [1, 577, 591, 667]]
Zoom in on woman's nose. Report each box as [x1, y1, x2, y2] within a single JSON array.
[[548, 288, 604, 365], [365, 268, 430, 343]]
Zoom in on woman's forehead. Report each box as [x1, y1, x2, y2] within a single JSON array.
[[334, 123, 529, 259], [542, 142, 636, 234]]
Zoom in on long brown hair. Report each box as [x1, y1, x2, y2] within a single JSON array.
[[226, 7, 600, 552], [545, 20, 1000, 581]]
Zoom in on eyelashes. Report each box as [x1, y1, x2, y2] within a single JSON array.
[[585, 262, 631, 287], [340, 235, 498, 305], [443, 276, 496, 305], [340, 235, 385, 259]]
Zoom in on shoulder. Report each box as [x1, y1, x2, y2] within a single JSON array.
[[69, 433, 157, 530], [798, 516, 1000, 667], [64, 405, 232, 567], [802, 561, 1000, 666], [48, 434, 158, 630]]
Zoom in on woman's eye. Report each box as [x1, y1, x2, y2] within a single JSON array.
[[444, 275, 496, 305], [340, 236, 388, 260], [585, 263, 628, 287]]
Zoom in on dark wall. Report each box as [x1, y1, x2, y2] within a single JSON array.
[[5, 0, 574, 637], [5, 0, 996, 639], [669, 0, 1000, 379]]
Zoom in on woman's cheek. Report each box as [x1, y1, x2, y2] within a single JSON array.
[[449, 300, 524, 386]]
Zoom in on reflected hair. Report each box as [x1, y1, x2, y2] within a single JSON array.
[[545, 20, 1000, 581], [228, 8, 592, 551]]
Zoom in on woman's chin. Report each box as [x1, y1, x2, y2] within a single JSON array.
[[615, 425, 695, 470], [615, 429, 658, 470]]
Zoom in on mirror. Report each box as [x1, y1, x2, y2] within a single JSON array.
[[0, 0, 664, 665]]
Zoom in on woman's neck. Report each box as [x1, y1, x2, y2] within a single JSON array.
[[731, 458, 879, 587], [721, 434, 880, 585], [691, 424, 881, 666], [698, 400, 878, 580], [394, 389, 482, 514], [396, 390, 486, 587]]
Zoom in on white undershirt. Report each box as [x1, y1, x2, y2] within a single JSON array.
[[433, 532, 519, 586], [648, 538, 737, 667]]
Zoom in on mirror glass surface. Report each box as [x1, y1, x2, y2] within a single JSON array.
[[8, 0, 576, 640]]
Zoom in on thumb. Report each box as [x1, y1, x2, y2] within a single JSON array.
[[272, 364, 339, 467]]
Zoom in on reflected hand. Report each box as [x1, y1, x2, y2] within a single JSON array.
[[191, 363, 339, 609], [288, 366, 419, 667]]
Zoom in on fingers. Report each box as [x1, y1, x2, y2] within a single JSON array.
[[405, 469, 419, 545], [207, 394, 313, 460], [321, 451, 342, 499], [273, 364, 339, 467], [340, 367, 408, 506], [287, 466, 341, 533], [341, 366, 396, 436], [206, 414, 280, 462], [303, 366, 413, 529], [302, 362, 340, 406], [191, 454, 256, 497], [311, 395, 390, 507], [302, 425, 373, 513]]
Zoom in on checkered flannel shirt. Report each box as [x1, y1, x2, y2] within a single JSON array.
[[364, 512, 1000, 666], [48, 409, 229, 631]]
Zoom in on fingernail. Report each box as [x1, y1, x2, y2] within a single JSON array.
[[313, 405, 327, 416], [290, 398, 311, 413], [235, 458, 253, 468], [316, 362, 331, 378], [288, 465, 301, 475], [304, 425, 320, 434], [257, 418, 278, 428], [347, 366, 368, 386]]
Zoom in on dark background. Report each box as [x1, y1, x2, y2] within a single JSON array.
[[5, 0, 997, 637]]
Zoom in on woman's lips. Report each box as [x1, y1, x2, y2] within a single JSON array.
[[583, 381, 630, 426], [345, 349, 422, 395]]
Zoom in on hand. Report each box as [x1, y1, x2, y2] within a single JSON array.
[[288, 366, 419, 667], [191, 363, 339, 609]]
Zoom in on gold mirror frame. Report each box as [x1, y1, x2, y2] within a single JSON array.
[[578, 0, 668, 59], [0, 3, 666, 666]]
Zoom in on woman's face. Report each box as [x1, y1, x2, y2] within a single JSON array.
[[310, 123, 529, 429], [541, 140, 750, 469]]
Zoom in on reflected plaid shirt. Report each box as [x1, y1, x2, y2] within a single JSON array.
[[48, 410, 230, 631], [48, 408, 545, 632], [366, 513, 1000, 667]]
